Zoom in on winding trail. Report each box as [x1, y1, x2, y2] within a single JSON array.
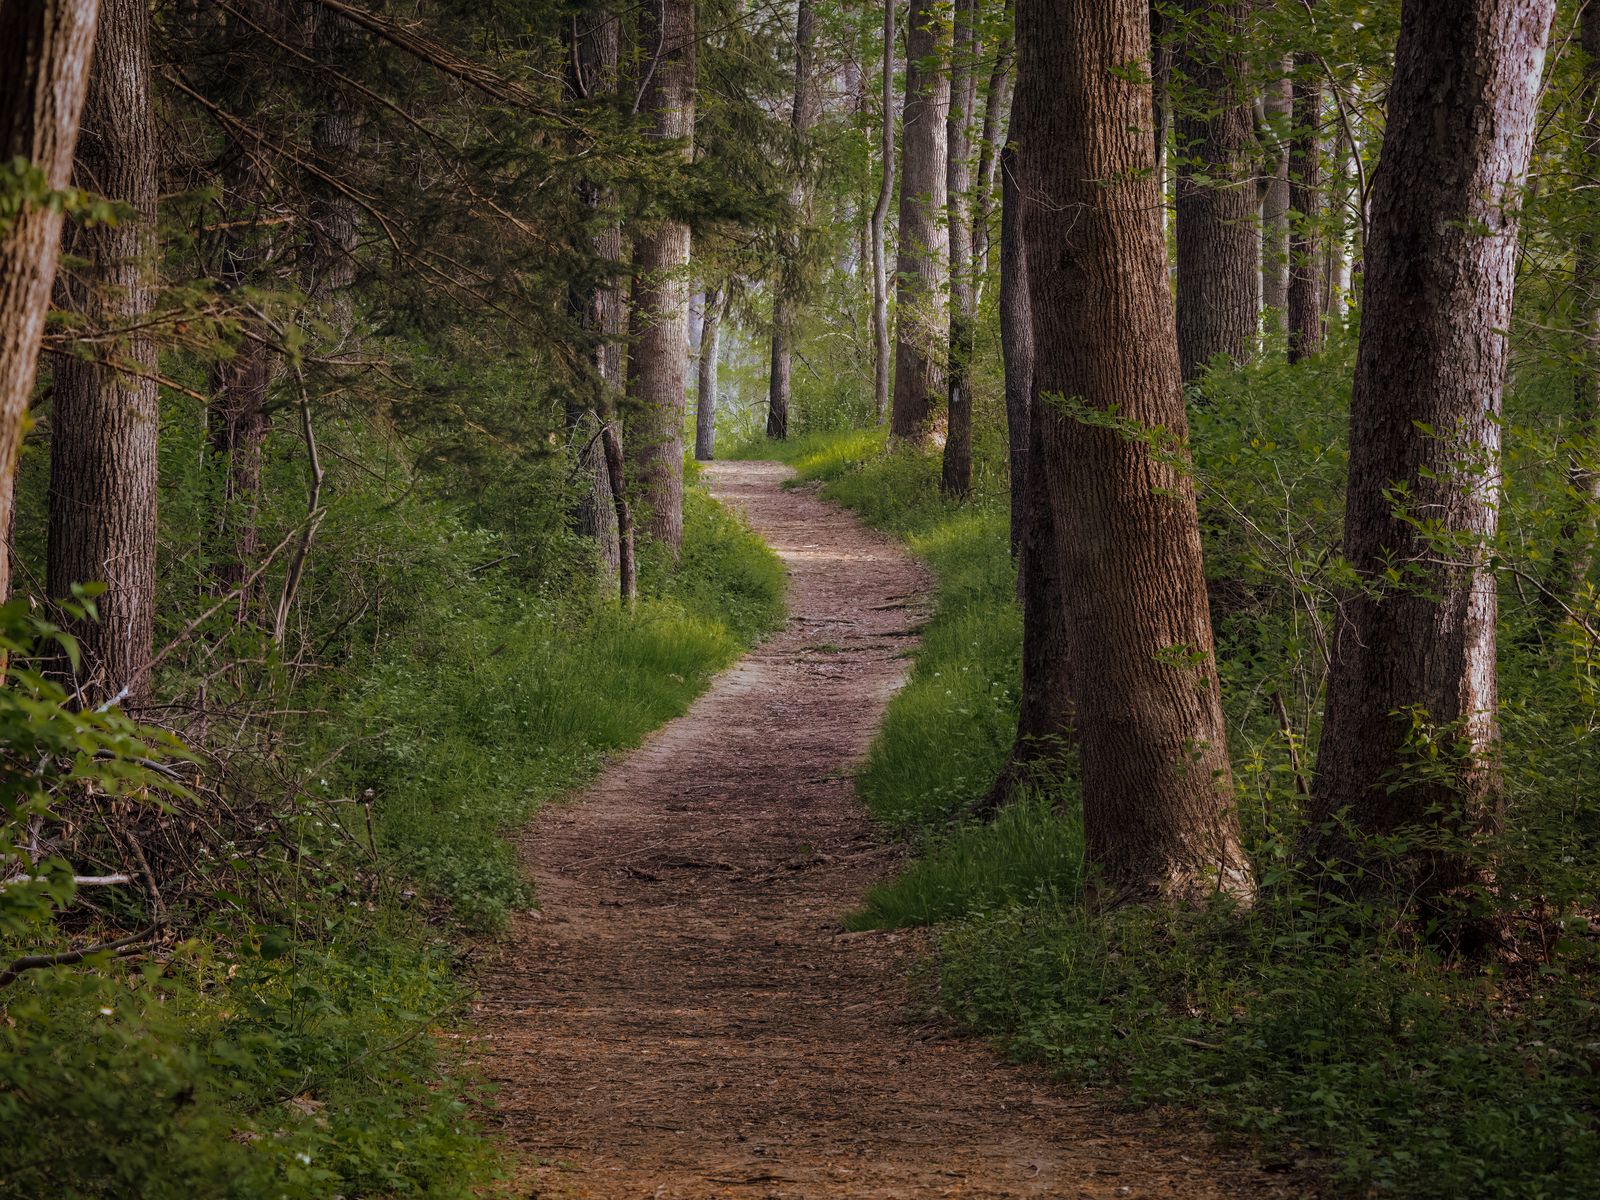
[[475, 461, 1283, 1199]]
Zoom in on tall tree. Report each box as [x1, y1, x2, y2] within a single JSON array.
[[0, 0, 99, 604], [970, 1, 1014, 300], [889, 0, 951, 441], [1014, 0, 1251, 902], [941, 0, 979, 496], [766, 0, 817, 440], [47, 0, 157, 706], [626, 0, 697, 555], [1173, 0, 1259, 383], [1260, 66, 1291, 318], [1286, 49, 1323, 361], [870, 0, 896, 425], [1305, 0, 1554, 900], [695, 283, 723, 461]]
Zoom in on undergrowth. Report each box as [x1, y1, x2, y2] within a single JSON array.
[[734, 352, 1600, 1199]]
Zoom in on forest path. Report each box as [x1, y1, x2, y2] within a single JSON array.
[[474, 461, 1283, 1199]]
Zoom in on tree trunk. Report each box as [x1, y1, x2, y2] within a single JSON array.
[[941, 0, 978, 497], [1173, 0, 1259, 383], [981, 138, 1074, 813], [0, 0, 99, 605], [870, 0, 896, 426], [307, 3, 358, 334], [1014, 0, 1251, 904], [567, 1, 623, 580], [889, 0, 950, 441], [47, 0, 157, 707], [695, 284, 722, 461], [971, 4, 1014, 303], [1305, 0, 1554, 904], [1261, 65, 1291, 319], [626, 0, 696, 556], [766, 0, 817, 441], [1286, 52, 1323, 362]]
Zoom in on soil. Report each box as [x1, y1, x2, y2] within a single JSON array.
[[473, 460, 1291, 1199]]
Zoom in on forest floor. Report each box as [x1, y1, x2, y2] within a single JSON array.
[[472, 461, 1288, 1199]]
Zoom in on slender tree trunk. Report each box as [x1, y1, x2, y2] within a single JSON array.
[[1014, 0, 1251, 904], [870, 0, 896, 426], [1305, 0, 1554, 906], [567, 1, 623, 579], [889, 0, 951, 441], [0, 0, 99, 604], [695, 284, 722, 461], [1151, 0, 1173, 213], [601, 421, 637, 604], [1286, 51, 1323, 362], [981, 138, 1074, 813], [1323, 131, 1354, 323], [626, 0, 696, 556], [307, 3, 358, 334], [941, 0, 978, 496], [767, 0, 817, 440], [47, 0, 157, 707], [971, 4, 1014, 303], [1261, 65, 1291, 319], [1173, 0, 1259, 383]]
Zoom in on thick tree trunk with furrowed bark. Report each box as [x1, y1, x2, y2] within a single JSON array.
[[1174, 0, 1258, 383], [941, 0, 978, 497], [48, 0, 158, 706], [1287, 52, 1323, 362], [1305, 0, 1554, 906], [890, 0, 950, 441], [1014, 0, 1251, 903], [0, 0, 99, 605], [626, 0, 696, 555]]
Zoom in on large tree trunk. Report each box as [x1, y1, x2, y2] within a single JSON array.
[[1173, 0, 1259, 383], [940, 0, 978, 496], [1305, 0, 1554, 904], [695, 284, 722, 461], [870, 0, 896, 426], [1260, 66, 1291, 319], [47, 0, 157, 707], [981, 138, 1073, 814], [1286, 52, 1323, 362], [1014, 0, 1251, 904], [0, 0, 99, 605], [626, 0, 696, 556], [766, 0, 817, 441], [889, 0, 950, 441], [567, 1, 623, 580]]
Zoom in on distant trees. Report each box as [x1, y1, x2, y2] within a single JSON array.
[[0, 0, 99, 603], [1286, 47, 1324, 362], [48, 0, 158, 705], [889, 0, 951, 442], [1013, 0, 1251, 902], [627, 0, 698, 556], [1306, 0, 1555, 896], [870, 0, 896, 426]]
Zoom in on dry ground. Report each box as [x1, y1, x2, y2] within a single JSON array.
[[473, 460, 1291, 1199]]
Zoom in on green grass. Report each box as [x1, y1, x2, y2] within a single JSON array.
[[736, 418, 1600, 1200]]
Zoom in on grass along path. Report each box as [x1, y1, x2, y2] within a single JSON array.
[[471, 460, 1282, 1199]]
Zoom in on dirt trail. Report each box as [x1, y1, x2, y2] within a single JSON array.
[[475, 460, 1285, 1199]]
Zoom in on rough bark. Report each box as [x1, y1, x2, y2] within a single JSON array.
[[567, 1, 623, 579], [889, 0, 951, 441], [1286, 52, 1323, 362], [1014, 0, 1251, 903], [981, 138, 1073, 814], [47, 0, 157, 706], [941, 0, 978, 497], [1173, 0, 1259, 383], [626, 0, 696, 555], [1305, 0, 1554, 902], [1261, 66, 1291, 318], [0, 0, 99, 604], [870, 0, 896, 425], [767, 0, 817, 441], [695, 284, 722, 461]]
